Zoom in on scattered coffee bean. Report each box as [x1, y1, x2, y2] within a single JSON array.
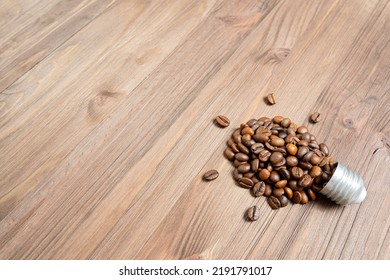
[[215, 115, 230, 127], [278, 195, 289, 207], [252, 181, 266, 197], [310, 112, 320, 123], [268, 196, 281, 209], [203, 170, 219, 181], [247, 206, 260, 221], [239, 177, 254, 188], [267, 93, 276, 105]]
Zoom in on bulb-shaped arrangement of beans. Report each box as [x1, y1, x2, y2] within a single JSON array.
[[224, 116, 335, 210]]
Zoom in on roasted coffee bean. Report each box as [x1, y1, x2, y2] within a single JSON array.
[[297, 146, 309, 158], [224, 147, 235, 161], [258, 117, 271, 123], [267, 93, 276, 105], [314, 175, 324, 185], [253, 133, 269, 143], [299, 161, 313, 170], [273, 147, 287, 156], [247, 206, 260, 221], [251, 143, 264, 154], [215, 115, 230, 127], [280, 118, 291, 128], [275, 180, 288, 188], [273, 116, 284, 124], [286, 143, 298, 155], [310, 112, 320, 123], [300, 191, 309, 204], [319, 156, 330, 167], [233, 159, 245, 168], [289, 180, 300, 191], [303, 151, 314, 162], [203, 170, 219, 181], [273, 187, 285, 197], [301, 133, 311, 141], [273, 158, 286, 168], [278, 195, 289, 207], [252, 182, 266, 197], [264, 142, 275, 152], [322, 171, 332, 182], [291, 167, 304, 179], [297, 140, 309, 147], [251, 158, 260, 172], [237, 142, 250, 154], [311, 184, 323, 192], [293, 191, 302, 204], [310, 154, 321, 165], [298, 174, 313, 188], [264, 184, 273, 196], [289, 122, 298, 132], [285, 134, 295, 144], [247, 119, 258, 127], [239, 177, 254, 188], [252, 176, 260, 184], [235, 152, 249, 162], [306, 188, 316, 200], [257, 126, 272, 136], [259, 169, 271, 180], [284, 187, 293, 200], [242, 133, 252, 143], [244, 172, 255, 178], [270, 151, 284, 165], [297, 126, 308, 134], [258, 149, 271, 162], [319, 143, 329, 155], [230, 143, 240, 153], [309, 166, 322, 178], [252, 122, 260, 132], [268, 196, 281, 209], [286, 156, 299, 167], [270, 135, 285, 147], [241, 126, 254, 136], [279, 168, 291, 180], [266, 163, 273, 172], [233, 169, 243, 181], [233, 134, 242, 144], [309, 141, 320, 149], [269, 171, 281, 183], [237, 163, 251, 173]]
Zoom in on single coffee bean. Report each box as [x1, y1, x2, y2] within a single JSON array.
[[264, 184, 273, 196], [309, 166, 322, 178], [224, 147, 235, 161], [233, 159, 246, 168], [310, 112, 320, 123], [259, 169, 271, 180], [215, 115, 230, 127], [303, 151, 314, 162], [233, 131, 242, 144], [309, 141, 320, 149], [275, 180, 287, 188], [251, 158, 260, 172], [267, 93, 276, 105], [297, 146, 309, 158], [297, 140, 309, 147], [293, 191, 302, 204], [237, 163, 251, 173], [252, 122, 260, 132], [291, 167, 304, 179], [306, 188, 316, 200], [251, 143, 264, 154], [247, 119, 257, 126], [297, 125, 308, 134], [265, 142, 275, 151], [203, 170, 219, 181], [230, 143, 240, 153], [279, 168, 291, 180], [286, 143, 298, 155], [278, 195, 289, 207], [314, 148, 325, 157], [299, 161, 313, 170], [233, 169, 243, 181], [300, 191, 309, 204], [314, 175, 324, 185], [284, 187, 293, 200], [253, 133, 269, 143], [298, 174, 313, 188], [270, 135, 285, 147], [301, 132, 311, 141], [285, 134, 295, 143], [235, 152, 249, 162], [310, 154, 321, 165], [252, 181, 266, 197], [273, 187, 285, 197], [268, 196, 281, 209], [270, 151, 284, 165], [280, 118, 291, 128], [269, 171, 281, 183], [319, 156, 330, 167], [242, 133, 252, 143], [241, 126, 254, 136], [258, 116, 271, 123], [257, 126, 272, 136], [286, 156, 299, 167], [273, 116, 284, 123], [311, 184, 323, 192], [289, 122, 298, 132], [273, 158, 286, 168], [289, 180, 301, 191], [279, 131, 288, 139], [244, 172, 255, 178], [273, 147, 287, 156], [319, 143, 329, 155], [239, 177, 254, 188], [266, 163, 273, 172], [258, 149, 271, 162], [247, 206, 260, 221], [321, 171, 332, 182], [237, 142, 250, 154]]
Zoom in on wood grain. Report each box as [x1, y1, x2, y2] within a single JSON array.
[[0, 0, 389, 259]]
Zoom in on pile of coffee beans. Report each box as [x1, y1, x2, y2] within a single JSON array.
[[224, 116, 335, 212]]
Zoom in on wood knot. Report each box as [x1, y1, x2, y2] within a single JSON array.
[[342, 118, 355, 129], [87, 90, 123, 123]]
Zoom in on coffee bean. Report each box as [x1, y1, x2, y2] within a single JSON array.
[[286, 156, 299, 167], [259, 169, 271, 180], [270, 135, 285, 147], [297, 140, 309, 147], [230, 143, 240, 153], [279, 168, 291, 180], [252, 182, 266, 197], [278, 195, 289, 207], [233, 129, 242, 143], [265, 142, 275, 151], [289, 180, 301, 191], [273, 157, 286, 167], [299, 161, 313, 170], [203, 170, 219, 181], [233, 169, 243, 181], [257, 126, 272, 136], [235, 152, 249, 162], [215, 115, 230, 127], [300, 191, 309, 204], [247, 119, 257, 127], [258, 149, 271, 162], [237, 142, 250, 154], [273, 187, 285, 197], [309, 166, 322, 178], [233, 159, 245, 168], [273, 116, 284, 123], [237, 163, 251, 173], [267, 93, 276, 105], [250, 158, 259, 172], [241, 126, 254, 136], [297, 126, 308, 134], [251, 143, 264, 154], [224, 147, 235, 161], [269, 171, 281, 183], [239, 177, 254, 188], [264, 184, 273, 196], [268, 196, 281, 209], [301, 133, 311, 141], [280, 118, 291, 128], [284, 187, 293, 200], [297, 146, 309, 158], [244, 172, 255, 178], [309, 141, 320, 149], [293, 191, 302, 203], [270, 151, 284, 165], [312, 184, 323, 192], [319, 143, 329, 155], [310, 154, 321, 165], [286, 143, 298, 155], [303, 151, 314, 162], [275, 180, 287, 188], [306, 189, 316, 200], [298, 174, 312, 188], [253, 133, 269, 143], [291, 167, 304, 179], [310, 112, 320, 123], [273, 147, 287, 156], [247, 206, 260, 221]]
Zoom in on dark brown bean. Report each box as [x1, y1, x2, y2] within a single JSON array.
[[289, 180, 301, 191], [298, 174, 313, 188], [230, 143, 240, 153], [265, 142, 275, 151], [251, 143, 264, 154], [278, 195, 289, 207], [235, 152, 249, 162], [264, 184, 273, 196], [306, 189, 316, 200], [301, 133, 311, 141], [268, 196, 281, 209], [241, 126, 254, 136], [280, 118, 291, 128], [273, 116, 284, 123], [297, 146, 309, 158], [258, 149, 271, 162], [299, 161, 313, 170], [286, 143, 298, 155], [270, 152, 284, 165], [224, 147, 235, 161], [270, 135, 285, 147], [275, 180, 287, 188], [252, 182, 266, 197], [233, 159, 245, 168], [267, 93, 276, 105], [319, 143, 330, 155], [237, 142, 250, 154], [251, 158, 260, 172], [309, 141, 320, 149], [279, 168, 291, 180], [215, 115, 230, 127], [237, 163, 251, 173], [273, 158, 286, 168], [284, 187, 293, 200], [303, 151, 314, 162], [247, 206, 260, 221], [297, 140, 309, 147], [253, 133, 269, 143], [300, 191, 309, 204], [203, 170, 219, 181], [309, 166, 322, 178], [286, 156, 299, 167], [239, 177, 254, 188], [247, 119, 257, 127], [244, 172, 255, 178], [293, 191, 302, 204], [291, 167, 304, 179], [310, 112, 320, 123], [310, 154, 321, 165], [297, 126, 308, 134], [273, 187, 285, 197], [269, 171, 281, 183], [233, 169, 243, 181]]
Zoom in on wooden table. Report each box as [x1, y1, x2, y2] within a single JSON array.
[[0, 0, 389, 260]]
